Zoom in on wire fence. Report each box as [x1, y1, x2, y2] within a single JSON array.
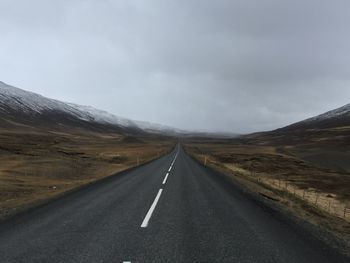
[[201, 154, 350, 221], [258, 176, 349, 220]]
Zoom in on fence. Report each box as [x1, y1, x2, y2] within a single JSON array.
[[259, 176, 349, 220], [201, 154, 350, 221]]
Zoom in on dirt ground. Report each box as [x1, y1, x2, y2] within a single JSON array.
[[0, 128, 175, 220]]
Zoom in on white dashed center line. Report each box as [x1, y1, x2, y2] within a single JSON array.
[[141, 189, 163, 228], [162, 173, 169, 185], [140, 151, 179, 228]]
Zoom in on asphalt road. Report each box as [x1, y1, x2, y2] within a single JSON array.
[[0, 145, 347, 263]]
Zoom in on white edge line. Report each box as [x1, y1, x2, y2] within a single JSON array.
[[162, 173, 169, 184], [141, 189, 163, 228]]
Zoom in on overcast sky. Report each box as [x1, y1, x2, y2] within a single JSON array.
[[1, 0, 350, 133]]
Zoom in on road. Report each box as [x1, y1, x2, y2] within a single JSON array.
[[0, 145, 347, 262]]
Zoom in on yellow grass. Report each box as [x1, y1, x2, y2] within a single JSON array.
[[0, 130, 175, 220]]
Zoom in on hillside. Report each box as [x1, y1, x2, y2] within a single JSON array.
[[0, 81, 181, 135], [237, 103, 350, 172], [278, 103, 350, 132], [0, 81, 178, 220]]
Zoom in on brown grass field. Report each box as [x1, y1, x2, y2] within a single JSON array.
[[184, 138, 350, 249], [0, 128, 175, 220]]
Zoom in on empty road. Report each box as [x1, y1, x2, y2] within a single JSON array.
[[0, 145, 347, 262]]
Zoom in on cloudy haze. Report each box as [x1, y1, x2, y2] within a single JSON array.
[[1, 0, 350, 133]]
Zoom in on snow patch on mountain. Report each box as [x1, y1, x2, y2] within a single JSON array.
[[66, 103, 138, 127], [304, 103, 350, 123], [0, 81, 176, 132]]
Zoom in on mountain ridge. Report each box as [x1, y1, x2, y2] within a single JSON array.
[[0, 81, 179, 135], [276, 103, 350, 132]]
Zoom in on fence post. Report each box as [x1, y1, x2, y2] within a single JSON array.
[[204, 156, 207, 166], [315, 193, 319, 206], [344, 206, 347, 219]]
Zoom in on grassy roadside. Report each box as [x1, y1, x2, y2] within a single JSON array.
[[183, 141, 350, 254], [0, 129, 175, 221]]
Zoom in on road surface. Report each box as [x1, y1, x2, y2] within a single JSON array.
[[0, 145, 347, 262]]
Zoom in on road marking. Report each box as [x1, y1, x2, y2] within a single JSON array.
[[123, 261, 131, 263], [141, 189, 163, 228], [162, 173, 169, 184], [168, 152, 178, 171]]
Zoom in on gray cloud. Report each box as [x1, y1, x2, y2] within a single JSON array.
[[1, 0, 350, 133]]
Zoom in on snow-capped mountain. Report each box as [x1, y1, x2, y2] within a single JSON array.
[[0, 81, 179, 134], [278, 103, 350, 132], [307, 103, 350, 122]]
